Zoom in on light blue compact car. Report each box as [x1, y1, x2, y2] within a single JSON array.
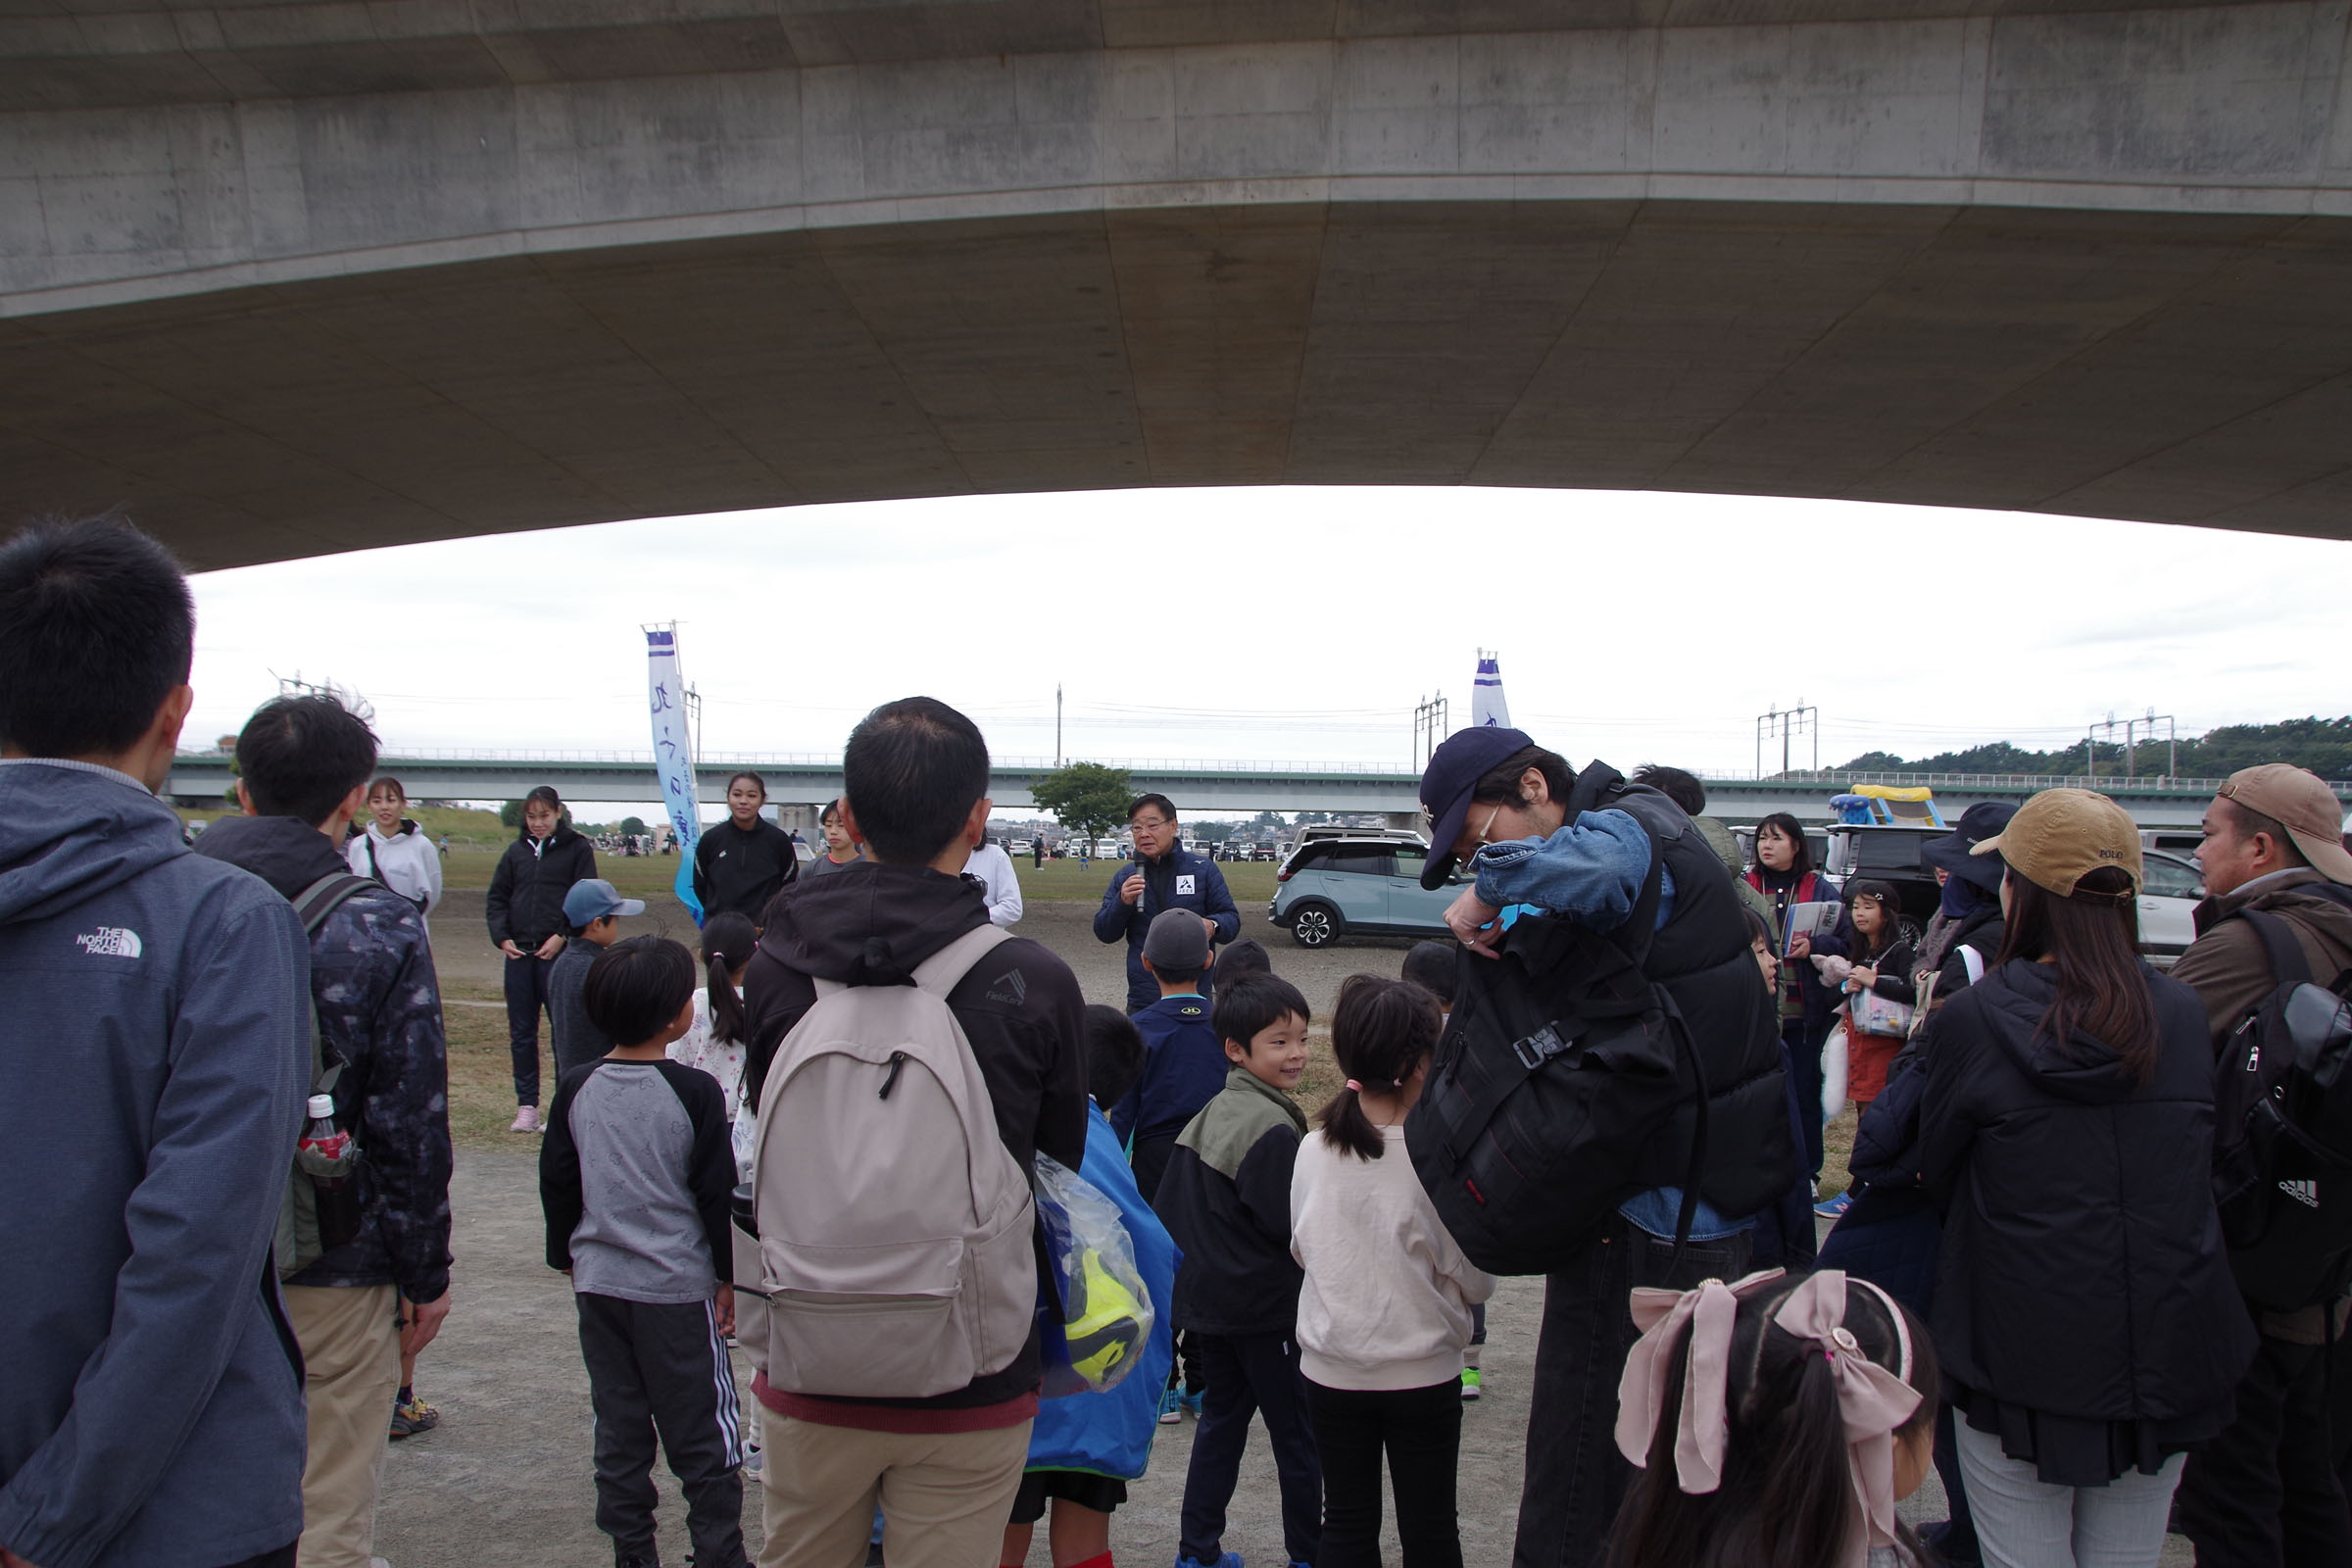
[[1270, 836, 1462, 949]]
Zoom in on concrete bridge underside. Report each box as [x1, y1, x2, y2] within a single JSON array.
[[5, 2, 2351, 570]]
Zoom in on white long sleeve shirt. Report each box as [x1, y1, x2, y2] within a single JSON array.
[[963, 842, 1024, 927], [346, 819, 444, 934], [1292, 1122, 1495, 1391]]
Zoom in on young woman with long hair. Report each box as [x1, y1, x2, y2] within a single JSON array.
[[1917, 789, 2253, 1567], [1743, 811, 1849, 1192], [484, 784, 597, 1132]]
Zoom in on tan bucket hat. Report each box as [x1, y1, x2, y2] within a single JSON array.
[[1972, 788, 2142, 898], [2217, 764, 2352, 885]]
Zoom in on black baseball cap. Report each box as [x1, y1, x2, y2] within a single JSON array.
[[1419, 725, 1535, 890]]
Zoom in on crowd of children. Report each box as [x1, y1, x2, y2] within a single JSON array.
[[533, 877, 1937, 1568]]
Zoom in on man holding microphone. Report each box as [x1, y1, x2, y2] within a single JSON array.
[[1092, 793, 1240, 1013]]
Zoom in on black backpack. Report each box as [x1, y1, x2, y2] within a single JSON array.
[[2211, 885, 2352, 1312], [1404, 865, 1711, 1277]]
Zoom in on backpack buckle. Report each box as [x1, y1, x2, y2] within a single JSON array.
[[1512, 1024, 1569, 1071]]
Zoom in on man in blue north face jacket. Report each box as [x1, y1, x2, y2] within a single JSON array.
[[0, 519, 312, 1568]]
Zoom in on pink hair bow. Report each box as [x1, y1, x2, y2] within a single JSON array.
[[1613, 1268, 1786, 1492], [1774, 1270, 1924, 1568]]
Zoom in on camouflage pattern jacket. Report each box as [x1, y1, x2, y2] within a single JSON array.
[[197, 813, 455, 1303]]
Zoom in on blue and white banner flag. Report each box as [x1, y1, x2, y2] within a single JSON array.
[[1472, 653, 1512, 729], [647, 628, 703, 920]]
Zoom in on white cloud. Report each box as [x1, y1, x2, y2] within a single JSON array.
[[186, 486, 2349, 779]]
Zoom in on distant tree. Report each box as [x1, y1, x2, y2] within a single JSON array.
[[620, 815, 649, 836], [500, 799, 524, 828], [1838, 717, 2352, 780], [1196, 821, 1236, 844], [1251, 809, 1287, 829], [1033, 762, 1134, 851]]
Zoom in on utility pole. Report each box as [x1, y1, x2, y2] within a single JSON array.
[[1755, 703, 1819, 779], [1055, 684, 1062, 767], [2086, 712, 2125, 781], [2123, 709, 2177, 781], [1412, 694, 1450, 768]]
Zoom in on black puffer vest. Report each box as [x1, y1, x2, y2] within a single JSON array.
[[1580, 765, 1794, 1218]]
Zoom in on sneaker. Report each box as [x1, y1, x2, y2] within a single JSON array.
[[615, 1549, 660, 1568], [1460, 1367, 1482, 1401], [1157, 1385, 1184, 1425], [1180, 1389, 1204, 1419], [1174, 1555, 1243, 1568], [742, 1443, 762, 1478], [388, 1395, 440, 1439], [510, 1105, 540, 1134], [1814, 1190, 1852, 1219]]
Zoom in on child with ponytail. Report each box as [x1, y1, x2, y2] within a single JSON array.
[[1290, 975, 1495, 1568], [666, 910, 759, 1181], [1608, 1267, 1938, 1568]]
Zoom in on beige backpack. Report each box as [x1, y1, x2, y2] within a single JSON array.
[[735, 925, 1037, 1398]]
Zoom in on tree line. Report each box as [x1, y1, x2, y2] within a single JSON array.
[[1838, 716, 2352, 781]]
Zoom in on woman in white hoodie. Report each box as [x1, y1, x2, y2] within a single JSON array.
[[1292, 974, 1494, 1568], [346, 775, 443, 937]]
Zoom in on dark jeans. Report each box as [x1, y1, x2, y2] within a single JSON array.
[[1307, 1379, 1465, 1568], [576, 1292, 747, 1568], [1783, 1015, 1825, 1180], [1512, 1216, 1754, 1568], [1180, 1331, 1322, 1565], [2178, 1332, 2352, 1568], [504, 949, 557, 1105]]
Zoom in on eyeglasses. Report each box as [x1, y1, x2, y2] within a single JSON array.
[[1131, 816, 1171, 832]]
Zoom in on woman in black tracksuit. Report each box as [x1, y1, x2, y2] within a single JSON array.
[[1920, 789, 2253, 1567], [485, 785, 597, 1130]]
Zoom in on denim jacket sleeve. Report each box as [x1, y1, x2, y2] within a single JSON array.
[[1469, 809, 1652, 933]]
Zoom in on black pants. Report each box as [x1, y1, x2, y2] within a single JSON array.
[[576, 1292, 748, 1568], [1512, 1216, 1754, 1568], [504, 949, 557, 1104], [216, 1545, 297, 1568], [2178, 1332, 2352, 1568], [1180, 1331, 1322, 1565], [1783, 1015, 1825, 1179], [1134, 1137, 1206, 1397], [1306, 1379, 1464, 1568]]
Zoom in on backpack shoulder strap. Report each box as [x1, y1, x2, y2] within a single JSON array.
[[294, 871, 377, 936], [2239, 906, 2316, 990], [912, 924, 1014, 1000]]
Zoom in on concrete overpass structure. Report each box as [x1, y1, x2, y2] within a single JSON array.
[[7, 1, 2352, 570], [163, 752, 2343, 827]]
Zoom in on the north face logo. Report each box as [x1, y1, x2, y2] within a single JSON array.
[[76, 927, 143, 958], [2280, 1178, 2321, 1209], [986, 968, 1027, 1005]]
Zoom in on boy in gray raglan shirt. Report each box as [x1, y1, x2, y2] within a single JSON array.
[[541, 936, 745, 1568]]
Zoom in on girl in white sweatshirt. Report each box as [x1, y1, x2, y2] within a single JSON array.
[[1291, 975, 1494, 1568], [345, 775, 443, 938]]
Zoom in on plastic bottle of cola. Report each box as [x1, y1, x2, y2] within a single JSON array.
[[300, 1093, 365, 1250]]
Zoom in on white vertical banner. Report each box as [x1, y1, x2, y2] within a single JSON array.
[[1472, 652, 1512, 728], [646, 627, 703, 919]]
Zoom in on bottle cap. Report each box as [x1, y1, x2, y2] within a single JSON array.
[[307, 1094, 336, 1119]]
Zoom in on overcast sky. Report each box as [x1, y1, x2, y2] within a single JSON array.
[[185, 485, 2346, 808]]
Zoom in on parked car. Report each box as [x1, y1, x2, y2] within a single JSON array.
[[1296, 824, 1427, 849], [2136, 849, 2205, 967], [1007, 838, 1033, 856], [1270, 837, 1464, 948]]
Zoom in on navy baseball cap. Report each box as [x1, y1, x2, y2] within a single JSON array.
[[1419, 726, 1535, 889], [563, 877, 645, 928]]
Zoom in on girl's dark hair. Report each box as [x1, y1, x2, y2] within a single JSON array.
[[1084, 1004, 1146, 1110], [368, 775, 407, 802], [1400, 940, 1456, 1005], [1608, 1277, 1937, 1568], [1739, 906, 1773, 949], [726, 770, 767, 799], [1217, 938, 1273, 982], [1470, 743, 1576, 808], [1843, 879, 1902, 961], [1994, 865, 2158, 1084], [1752, 812, 1815, 881], [583, 936, 698, 1050], [699, 911, 758, 1048], [1318, 975, 1442, 1160]]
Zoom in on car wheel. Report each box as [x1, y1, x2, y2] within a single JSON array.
[[1290, 903, 1341, 949]]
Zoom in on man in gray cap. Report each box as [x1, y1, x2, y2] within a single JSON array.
[[2172, 763, 2352, 1568]]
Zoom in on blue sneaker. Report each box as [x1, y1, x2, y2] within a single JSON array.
[[1156, 1385, 1184, 1425], [1174, 1555, 1242, 1568], [1180, 1389, 1204, 1419], [1814, 1190, 1852, 1219]]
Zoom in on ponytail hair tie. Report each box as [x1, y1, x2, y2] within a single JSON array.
[[1344, 1079, 1363, 1093]]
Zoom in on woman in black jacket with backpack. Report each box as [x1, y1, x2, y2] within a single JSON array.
[[485, 785, 598, 1132], [1920, 788, 2255, 1568]]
